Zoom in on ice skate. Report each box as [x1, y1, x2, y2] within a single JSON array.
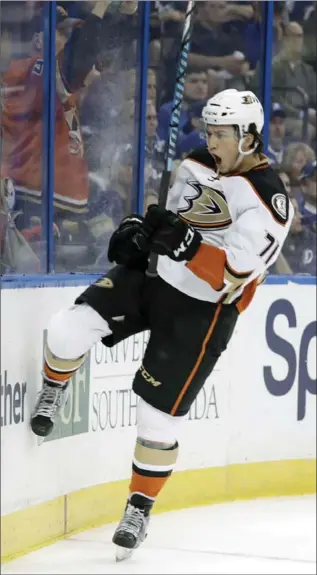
[[112, 494, 151, 561], [30, 378, 69, 437]]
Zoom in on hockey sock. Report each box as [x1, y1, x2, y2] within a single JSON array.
[[43, 342, 86, 385], [129, 437, 179, 506]]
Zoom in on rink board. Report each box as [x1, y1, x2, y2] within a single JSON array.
[[1, 281, 316, 561]]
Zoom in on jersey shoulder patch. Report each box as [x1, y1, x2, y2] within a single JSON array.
[[185, 147, 217, 171], [241, 166, 290, 225]]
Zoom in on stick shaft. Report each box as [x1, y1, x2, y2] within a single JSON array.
[[146, 0, 195, 277]]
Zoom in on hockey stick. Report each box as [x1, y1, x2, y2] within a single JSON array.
[[146, 0, 196, 277]]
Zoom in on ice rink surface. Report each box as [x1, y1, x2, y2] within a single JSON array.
[[2, 495, 316, 575]]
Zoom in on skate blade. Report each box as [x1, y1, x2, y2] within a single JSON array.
[[115, 545, 133, 562]]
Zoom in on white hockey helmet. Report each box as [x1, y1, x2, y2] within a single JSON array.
[[202, 89, 264, 156]]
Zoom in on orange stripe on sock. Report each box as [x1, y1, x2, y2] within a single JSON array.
[[129, 470, 170, 499], [170, 303, 222, 416], [44, 363, 73, 383]]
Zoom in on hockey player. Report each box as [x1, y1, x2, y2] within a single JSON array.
[[30, 89, 293, 560]]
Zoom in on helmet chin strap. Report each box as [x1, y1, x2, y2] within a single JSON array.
[[231, 136, 257, 171]]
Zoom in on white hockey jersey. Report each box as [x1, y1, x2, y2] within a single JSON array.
[[157, 148, 294, 312]]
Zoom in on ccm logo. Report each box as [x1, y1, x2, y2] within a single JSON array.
[[174, 228, 194, 257], [139, 365, 162, 387]]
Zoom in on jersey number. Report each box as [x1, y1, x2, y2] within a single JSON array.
[[259, 232, 280, 265], [219, 232, 280, 304]]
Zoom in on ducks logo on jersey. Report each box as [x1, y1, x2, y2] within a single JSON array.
[[178, 180, 232, 230]]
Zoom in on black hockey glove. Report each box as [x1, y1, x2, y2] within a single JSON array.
[[142, 205, 202, 262], [107, 214, 150, 270]]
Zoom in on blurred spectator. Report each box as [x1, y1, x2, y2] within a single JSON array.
[[58, 1, 96, 19], [1, 1, 141, 273], [155, 1, 187, 29], [206, 69, 226, 99], [63, 0, 139, 86], [78, 143, 135, 270], [80, 64, 137, 179], [221, 1, 255, 36], [271, 21, 316, 142], [0, 177, 40, 273], [297, 160, 317, 228], [145, 100, 165, 191], [244, 1, 288, 71], [274, 167, 292, 196], [242, 3, 261, 71], [91, 97, 136, 188], [153, 1, 187, 42], [274, 197, 316, 275], [188, 2, 251, 77], [0, 1, 42, 61], [1, 4, 110, 231], [146, 100, 160, 148], [145, 100, 166, 158], [2, 0, 316, 277], [177, 102, 206, 159], [282, 142, 316, 194], [148, 2, 188, 69], [286, 1, 315, 24], [0, 26, 13, 74], [92, 145, 134, 228], [86, 140, 158, 267], [147, 68, 157, 106], [272, 1, 289, 53], [224, 52, 254, 92], [157, 68, 208, 141], [302, 2, 317, 73], [267, 103, 287, 167], [149, 2, 188, 93]]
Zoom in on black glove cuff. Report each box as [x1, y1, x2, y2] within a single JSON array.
[[184, 229, 202, 261]]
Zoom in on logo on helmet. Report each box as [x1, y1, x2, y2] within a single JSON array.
[[242, 94, 258, 105]]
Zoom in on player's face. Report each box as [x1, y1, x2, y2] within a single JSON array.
[[206, 125, 240, 174]]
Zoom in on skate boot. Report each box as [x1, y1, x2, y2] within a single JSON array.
[[112, 493, 153, 561], [30, 378, 69, 437]]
